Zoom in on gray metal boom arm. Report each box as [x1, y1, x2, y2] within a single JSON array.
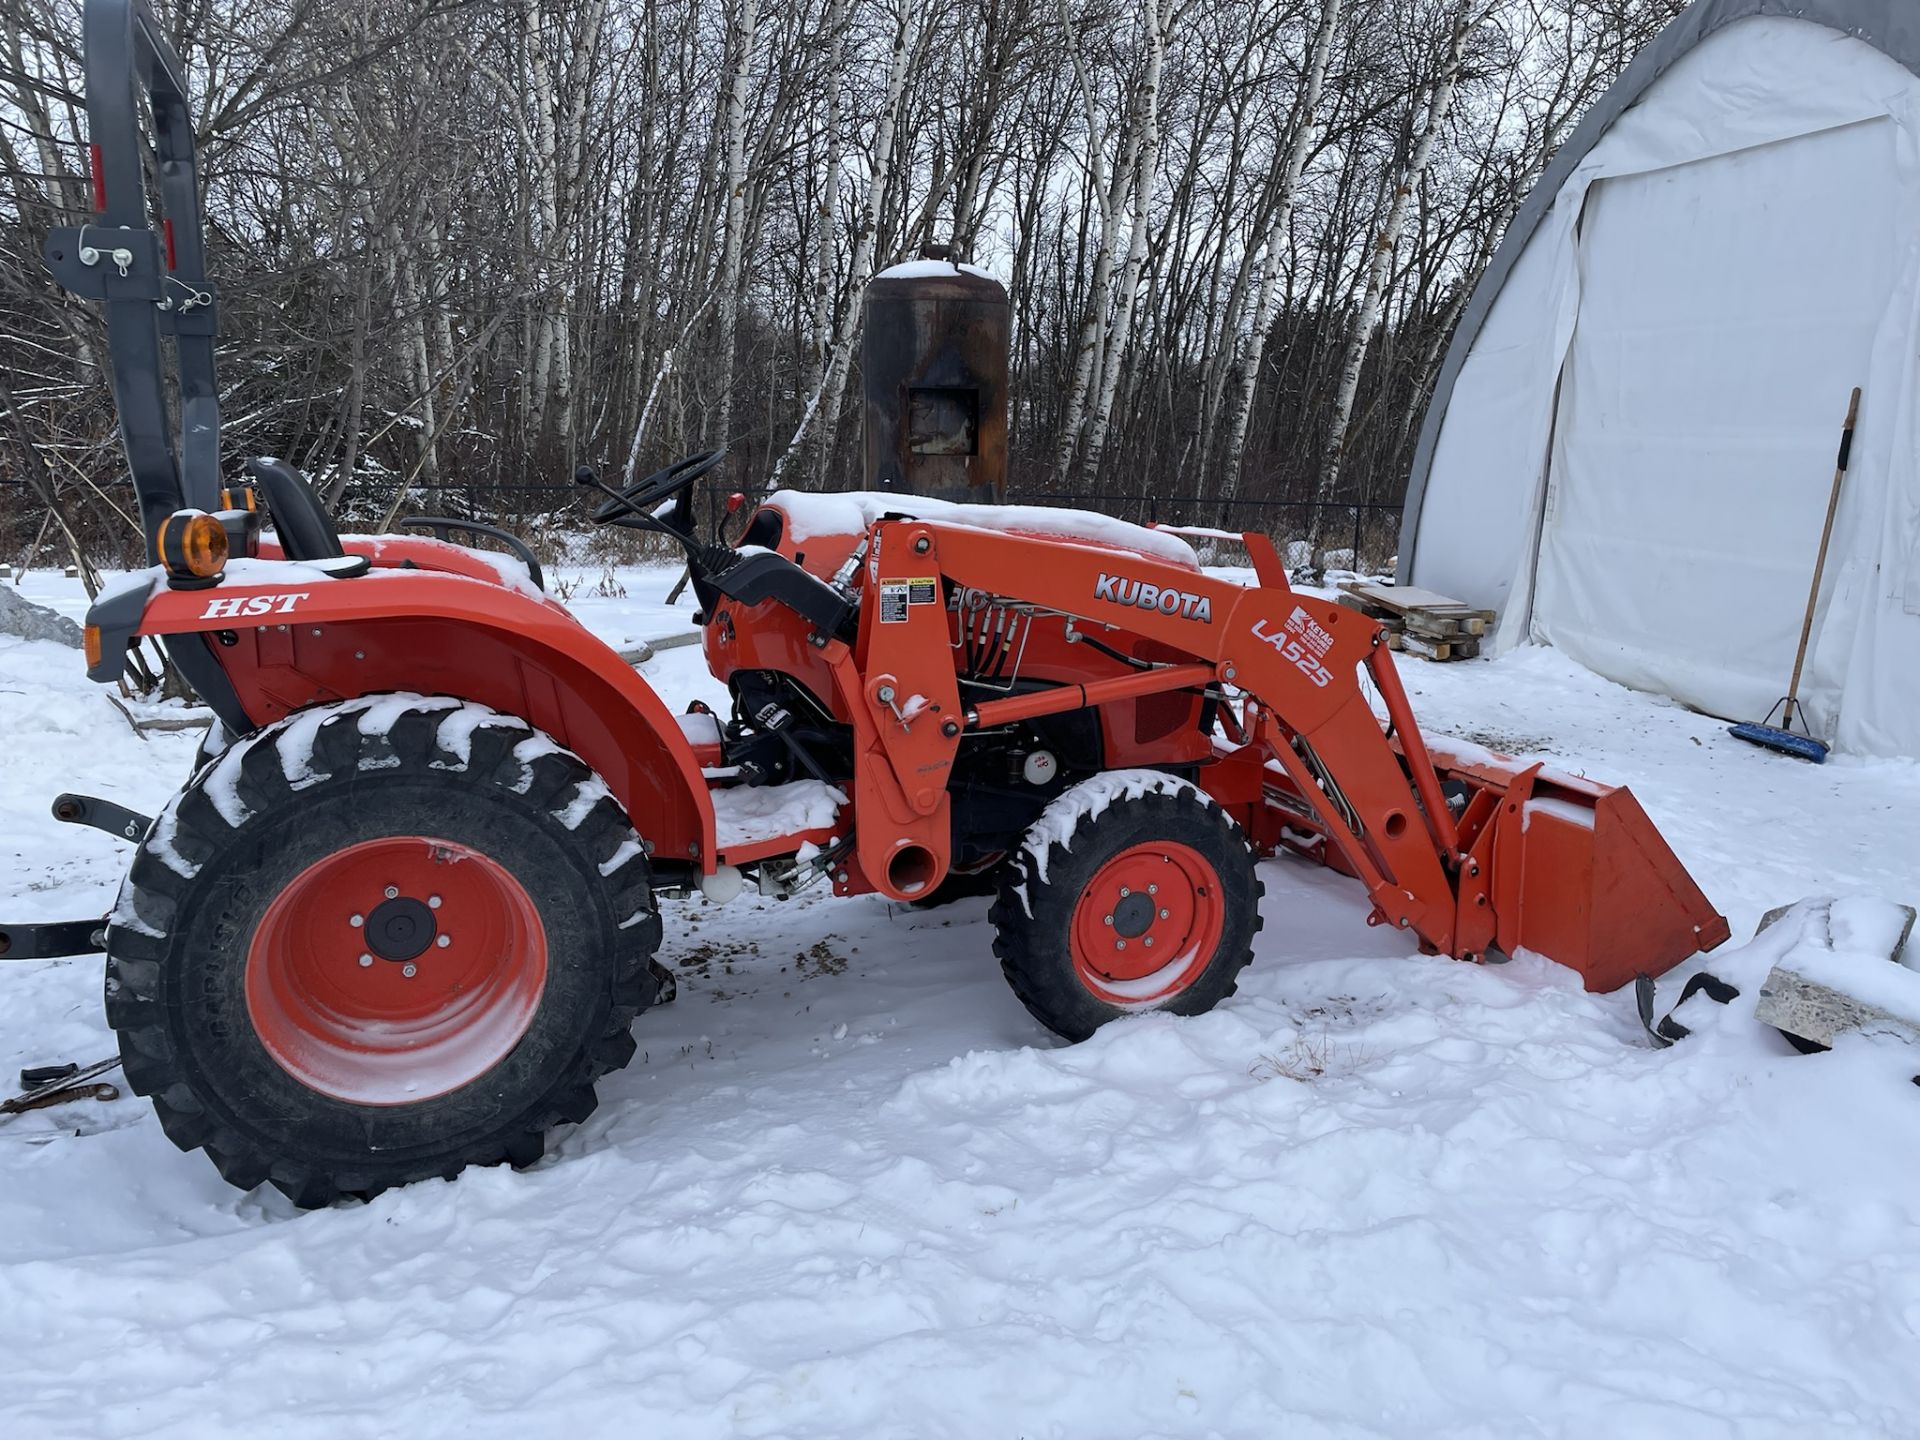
[[43, 0, 221, 547]]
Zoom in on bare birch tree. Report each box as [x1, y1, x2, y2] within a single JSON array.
[[1318, 5, 1474, 508]]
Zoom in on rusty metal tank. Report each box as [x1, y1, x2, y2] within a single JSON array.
[[862, 246, 1009, 502]]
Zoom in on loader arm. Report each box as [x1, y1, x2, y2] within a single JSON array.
[[850, 518, 1726, 987], [899, 522, 1460, 949]]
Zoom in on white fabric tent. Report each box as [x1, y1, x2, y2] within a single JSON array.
[[1400, 0, 1920, 758]]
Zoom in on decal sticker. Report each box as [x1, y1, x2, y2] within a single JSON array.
[[1284, 605, 1333, 657], [880, 577, 939, 622], [1251, 610, 1334, 688], [1093, 572, 1213, 622], [200, 591, 310, 620]]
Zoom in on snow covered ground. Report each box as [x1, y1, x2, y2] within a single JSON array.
[[3, 561, 1919, 1439]]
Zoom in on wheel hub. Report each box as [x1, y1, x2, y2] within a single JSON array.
[[1070, 842, 1226, 1004], [245, 835, 548, 1105], [1111, 891, 1156, 938], [365, 895, 436, 962]]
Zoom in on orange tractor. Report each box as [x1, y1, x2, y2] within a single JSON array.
[[1, 0, 1727, 1205]]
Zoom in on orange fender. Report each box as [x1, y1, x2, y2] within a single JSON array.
[[133, 563, 715, 866]]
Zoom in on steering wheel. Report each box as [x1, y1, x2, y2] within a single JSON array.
[[591, 448, 728, 526]]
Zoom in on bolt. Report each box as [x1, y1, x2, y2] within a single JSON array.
[[1119, 886, 1130, 898], [428, 895, 442, 909], [350, 913, 364, 927], [913, 536, 931, 554], [1103, 914, 1114, 926], [877, 684, 896, 703], [1115, 940, 1126, 951], [1223, 665, 1237, 682], [355, 650, 366, 660], [1144, 937, 1154, 948], [1159, 908, 1170, 920], [941, 719, 960, 738], [402, 963, 418, 978], [310, 628, 322, 637], [358, 954, 373, 968], [1148, 884, 1158, 895], [384, 885, 399, 899], [436, 934, 451, 948]]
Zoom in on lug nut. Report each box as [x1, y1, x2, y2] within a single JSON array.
[[428, 895, 442, 909], [1119, 886, 1130, 898], [384, 885, 399, 899], [1104, 914, 1114, 925], [358, 954, 372, 968], [1144, 937, 1154, 948], [401, 963, 418, 978], [436, 934, 451, 948], [1148, 885, 1158, 895], [350, 913, 364, 927], [1115, 940, 1126, 951]]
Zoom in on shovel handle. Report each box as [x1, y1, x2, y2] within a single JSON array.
[[1783, 386, 1861, 729]]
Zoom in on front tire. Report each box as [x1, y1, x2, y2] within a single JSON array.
[[990, 773, 1261, 1041], [105, 695, 662, 1207]]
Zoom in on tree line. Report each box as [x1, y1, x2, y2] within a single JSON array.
[[0, 0, 1682, 570]]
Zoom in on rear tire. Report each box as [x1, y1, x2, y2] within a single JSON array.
[[990, 774, 1260, 1042], [105, 695, 662, 1207]]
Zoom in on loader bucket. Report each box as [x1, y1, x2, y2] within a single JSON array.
[[1432, 742, 1731, 992]]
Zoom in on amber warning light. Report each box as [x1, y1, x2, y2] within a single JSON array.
[[158, 509, 229, 587]]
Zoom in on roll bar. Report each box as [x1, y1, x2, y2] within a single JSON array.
[[44, 0, 220, 547]]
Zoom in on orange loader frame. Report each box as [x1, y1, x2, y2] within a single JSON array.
[[824, 514, 1727, 990]]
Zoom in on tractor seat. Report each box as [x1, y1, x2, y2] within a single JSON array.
[[246, 456, 345, 561]]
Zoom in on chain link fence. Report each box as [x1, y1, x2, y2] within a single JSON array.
[[6, 471, 1405, 579], [1008, 490, 1404, 574]]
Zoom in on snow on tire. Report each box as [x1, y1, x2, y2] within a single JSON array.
[[989, 771, 1262, 1042], [104, 694, 664, 1208]]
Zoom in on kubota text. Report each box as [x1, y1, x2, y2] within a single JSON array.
[[1093, 573, 1213, 622]]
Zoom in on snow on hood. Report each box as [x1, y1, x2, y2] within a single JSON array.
[[764, 490, 1198, 569]]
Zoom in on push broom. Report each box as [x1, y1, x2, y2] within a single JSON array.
[[1729, 386, 1861, 763]]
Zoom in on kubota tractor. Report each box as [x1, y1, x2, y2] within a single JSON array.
[[1, 0, 1729, 1206]]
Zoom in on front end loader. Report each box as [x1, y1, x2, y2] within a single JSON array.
[[1, 0, 1729, 1206]]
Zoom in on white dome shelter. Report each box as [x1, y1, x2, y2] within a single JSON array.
[[1400, 0, 1920, 757]]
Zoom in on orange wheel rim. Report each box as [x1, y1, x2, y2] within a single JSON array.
[[1069, 841, 1225, 1005], [245, 836, 547, 1105]]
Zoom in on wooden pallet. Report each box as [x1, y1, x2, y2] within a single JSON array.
[[1387, 631, 1482, 662], [1337, 581, 1494, 662]]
